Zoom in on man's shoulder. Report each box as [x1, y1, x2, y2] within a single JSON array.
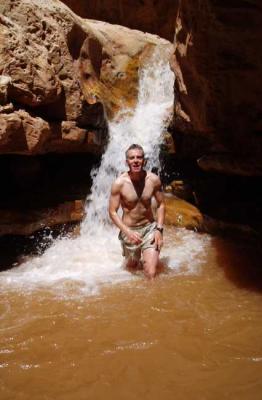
[[147, 171, 161, 185], [112, 172, 129, 188], [116, 171, 129, 183]]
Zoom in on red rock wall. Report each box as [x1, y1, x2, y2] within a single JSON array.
[[62, 0, 179, 41], [62, 0, 262, 174], [174, 1, 262, 165]]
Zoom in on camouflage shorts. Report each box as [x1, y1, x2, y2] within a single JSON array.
[[118, 222, 157, 260]]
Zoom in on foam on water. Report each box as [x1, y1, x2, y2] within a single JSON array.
[[0, 46, 211, 296]]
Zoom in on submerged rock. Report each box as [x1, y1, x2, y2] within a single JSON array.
[[164, 194, 204, 231]]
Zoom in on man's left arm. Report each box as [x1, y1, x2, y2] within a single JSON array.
[[153, 178, 165, 251]]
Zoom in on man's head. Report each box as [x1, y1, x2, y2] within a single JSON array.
[[125, 144, 146, 174], [125, 144, 145, 160]]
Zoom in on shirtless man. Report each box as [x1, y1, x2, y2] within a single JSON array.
[[109, 144, 165, 279]]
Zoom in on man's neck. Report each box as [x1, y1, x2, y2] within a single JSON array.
[[128, 170, 146, 182]]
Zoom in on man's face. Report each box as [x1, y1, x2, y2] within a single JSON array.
[[126, 149, 145, 173]]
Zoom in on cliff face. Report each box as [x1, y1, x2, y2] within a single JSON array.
[[173, 1, 262, 174], [0, 0, 261, 236], [0, 0, 172, 156], [0, 0, 105, 155], [61, 0, 179, 42], [0, 0, 173, 235], [60, 0, 262, 236], [63, 0, 262, 174]]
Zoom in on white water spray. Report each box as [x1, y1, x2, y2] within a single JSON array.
[[0, 45, 211, 296], [82, 46, 174, 232]]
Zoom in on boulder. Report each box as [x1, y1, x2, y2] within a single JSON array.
[[0, 200, 84, 236], [0, 110, 50, 153], [61, 0, 179, 41], [164, 194, 203, 230], [78, 20, 173, 118]]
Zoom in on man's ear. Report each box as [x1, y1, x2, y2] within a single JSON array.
[[143, 158, 148, 166]]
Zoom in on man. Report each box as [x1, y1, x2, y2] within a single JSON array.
[[109, 144, 165, 279]]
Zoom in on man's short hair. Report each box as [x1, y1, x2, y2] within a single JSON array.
[[125, 144, 145, 159]]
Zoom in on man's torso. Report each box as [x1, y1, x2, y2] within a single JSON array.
[[119, 171, 157, 227]]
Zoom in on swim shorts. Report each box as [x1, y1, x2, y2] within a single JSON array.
[[118, 222, 157, 260]]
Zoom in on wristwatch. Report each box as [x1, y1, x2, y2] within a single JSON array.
[[156, 226, 163, 234]]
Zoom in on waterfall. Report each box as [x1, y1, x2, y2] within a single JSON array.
[[0, 45, 211, 296], [81, 45, 175, 232]]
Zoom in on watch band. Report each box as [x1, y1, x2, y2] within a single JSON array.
[[156, 226, 163, 234]]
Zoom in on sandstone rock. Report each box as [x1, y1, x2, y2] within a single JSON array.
[[164, 194, 203, 230], [172, 1, 262, 161], [0, 12, 62, 107], [79, 20, 173, 118], [162, 132, 175, 154], [45, 123, 104, 154], [0, 75, 11, 104], [61, 121, 86, 143], [169, 180, 193, 201], [0, 110, 50, 153], [0, 200, 85, 236], [197, 154, 262, 177], [0, 103, 14, 113], [0, 0, 174, 155], [62, 0, 262, 174], [0, 0, 88, 122], [0, 109, 108, 154], [61, 0, 179, 41]]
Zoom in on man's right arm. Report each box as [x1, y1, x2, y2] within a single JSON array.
[[108, 180, 128, 234]]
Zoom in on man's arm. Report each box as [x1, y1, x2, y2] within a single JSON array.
[[109, 180, 127, 232], [109, 180, 142, 244], [153, 177, 165, 251]]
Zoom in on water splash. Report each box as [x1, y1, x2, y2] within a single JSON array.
[[0, 45, 211, 296]]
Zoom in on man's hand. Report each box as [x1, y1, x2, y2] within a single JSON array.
[[152, 230, 163, 252], [124, 229, 142, 245]]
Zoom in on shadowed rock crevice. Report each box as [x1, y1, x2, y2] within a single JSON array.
[[0, 153, 100, 236], [67, 22, 87, 60]]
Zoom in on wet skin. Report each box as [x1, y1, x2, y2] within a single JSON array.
[[109, 149, 165, 278]]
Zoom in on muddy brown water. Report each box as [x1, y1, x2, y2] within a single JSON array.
[[1, 232, 262, 400]]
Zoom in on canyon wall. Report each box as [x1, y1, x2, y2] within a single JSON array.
[[62, 0, 262, 173], [0, 0, 261, 237], [0, 0, 168, 156], [61, 0, 262, 235], [0, 0, 173, 235]]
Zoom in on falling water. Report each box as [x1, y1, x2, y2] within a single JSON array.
[[82, 46, 175, 231], [0, 45, 211, 296]]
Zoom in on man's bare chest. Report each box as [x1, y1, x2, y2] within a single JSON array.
[[120, 181, 154, 207]]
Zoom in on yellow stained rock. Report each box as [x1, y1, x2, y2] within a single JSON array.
[[164, 194, 203, 230]]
